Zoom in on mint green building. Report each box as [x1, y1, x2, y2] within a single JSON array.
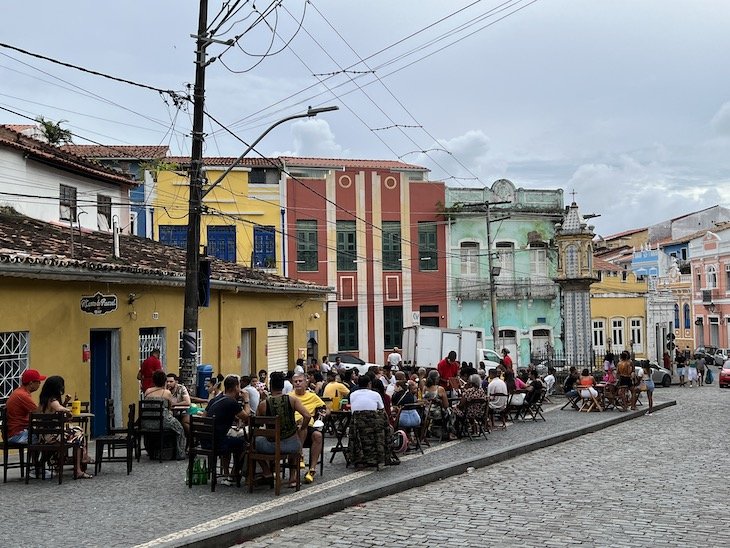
[[444, 179, 565, 368]]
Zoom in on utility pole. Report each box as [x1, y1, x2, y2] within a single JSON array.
[[485, 203, 500, 352], [181, 0, 210, 391]]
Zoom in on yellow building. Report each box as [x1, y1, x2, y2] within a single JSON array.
[[590, 257, 648, 359], [154, 158, 284, 274], [0, 211, 330, 437]]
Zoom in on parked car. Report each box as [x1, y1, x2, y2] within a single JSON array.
[[634, 361, 672, 387], [720, 361, 730, 388], [326, 353, 378, 375], [710, 349, 729, 367], [694, 346, 718, 361]]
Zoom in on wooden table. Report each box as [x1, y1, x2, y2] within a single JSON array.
[[327, 410, 351, 465]]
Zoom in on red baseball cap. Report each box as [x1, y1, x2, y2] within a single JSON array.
[[21, 369, 47, 384]]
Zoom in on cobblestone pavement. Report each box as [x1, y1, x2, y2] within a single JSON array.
[[245, 384, 729, 548]]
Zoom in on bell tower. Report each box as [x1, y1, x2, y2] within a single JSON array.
[[554, 200, 598, 368]]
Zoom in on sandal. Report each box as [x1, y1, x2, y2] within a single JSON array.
[[76, 472, 93, 479], [304, 469, 316, 484]]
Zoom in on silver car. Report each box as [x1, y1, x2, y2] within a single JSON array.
[[635, 362, 672, 387]]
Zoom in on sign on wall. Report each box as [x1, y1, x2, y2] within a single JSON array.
[[80, 292, 118, 315]]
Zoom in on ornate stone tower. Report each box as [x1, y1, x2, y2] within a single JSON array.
[[554, 200, 597, 368]]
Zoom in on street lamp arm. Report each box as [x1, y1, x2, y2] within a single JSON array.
[[202, 105, 339, 197]]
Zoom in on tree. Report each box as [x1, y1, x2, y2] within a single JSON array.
[[35, 116, 73, 145]]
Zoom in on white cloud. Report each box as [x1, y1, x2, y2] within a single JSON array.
[[413, 130, 490, 182], [289, 119, 346, 157]]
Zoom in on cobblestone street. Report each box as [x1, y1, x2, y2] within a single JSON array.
[[246, 384, 730, 547]]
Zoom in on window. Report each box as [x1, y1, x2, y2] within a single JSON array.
[[529, 242, 548, 278], [159, 225, 187, 249], [337, 221, 357, 271], [706, 265, 717, 289], [496, 242, 514, 280], [59, 184, 77, 222], [382, 221, 402, 271], [611, 319, 624, 347], [674, 304, 680, 329], [338, 307, 358, 351], [419, 305, 439, 314], [630, 318, 642, 348], [683, 303, 690, 329], [253, 225, 276, 268], [0, 331, 29, 399], [207, 225, 236, 262], [726, 264, 730, 292], [460, 242, 479, 276], [384, 306, 403, 349], [97, 195, 112, 231], [592, 320, 605, 348], [418, 222, 438, 271], [296, 220, 318, 272]]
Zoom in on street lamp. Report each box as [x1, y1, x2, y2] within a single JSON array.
[[180, 105, 339, 390]]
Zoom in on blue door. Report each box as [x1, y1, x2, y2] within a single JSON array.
[[159, 225, 187, 249], [90, 331, 111, 438], [253, 226, 276, 268], [207, 225, 236, 262]]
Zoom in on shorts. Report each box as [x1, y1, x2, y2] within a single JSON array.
[[644, 379, 655, 392], [619, 376, 633, 387], [8, 430, 28, 444], [219, 435, 247, 454], [255, 434, 302, 455], [676, 367, 686, 376], [303, 425, 322, 446]]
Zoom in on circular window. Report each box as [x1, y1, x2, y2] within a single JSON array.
[[339, 175, 352, 188], [384, 176, 397, 190]]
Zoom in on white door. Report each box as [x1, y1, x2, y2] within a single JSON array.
[[240, 329, 254, 376], [267, 323, 289, 374]]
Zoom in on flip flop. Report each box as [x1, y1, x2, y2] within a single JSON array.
[[76, 472, 93, 479]]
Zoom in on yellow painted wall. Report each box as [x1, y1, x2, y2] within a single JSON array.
[[154, 168, 284, 274], [0, 276, 327, 421], [590, 270, 648, 357]]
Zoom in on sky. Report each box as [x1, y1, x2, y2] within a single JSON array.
[[2, 0, 729, 237]]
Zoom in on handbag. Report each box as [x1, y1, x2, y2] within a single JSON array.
[[706, 369, 714, 385]]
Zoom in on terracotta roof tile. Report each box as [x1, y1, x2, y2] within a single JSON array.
[[279, 156, 428, 171], [593, 257, 622, 272], [0, 211, 330, 294], [166, 156, 279, 167], [0, 127, 136, 187], [60, 144, 169, 160]]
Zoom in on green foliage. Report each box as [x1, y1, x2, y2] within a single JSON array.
[[35, 116, 73, 145]]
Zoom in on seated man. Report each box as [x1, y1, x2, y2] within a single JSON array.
[[563, 367, 580, 399], [166, 373, 191, 436], [205, 375, 251, 485], [486, 368, 508, 428], [322, 371, 350, 411], [290, 372, 328, 484], [6, 369, 46, 443]]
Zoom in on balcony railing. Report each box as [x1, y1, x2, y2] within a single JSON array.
[[454, 276, 558, 300]]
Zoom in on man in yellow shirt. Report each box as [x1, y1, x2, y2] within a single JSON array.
[[290, 373, 328, 483], [322, 372, 350, 411]]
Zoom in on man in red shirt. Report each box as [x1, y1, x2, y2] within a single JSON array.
[[501, 348, 513, 372], [138, 348, 162, 391], [437, 351, 459, 388], [6, 369, 46, 443]]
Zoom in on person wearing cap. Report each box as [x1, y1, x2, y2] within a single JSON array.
[[387, 347, 402, 371], [138, 348, 163, 392], [6, 369, 46, 443]]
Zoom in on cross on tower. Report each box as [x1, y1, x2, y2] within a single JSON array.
[[570, 188, 577, 203]]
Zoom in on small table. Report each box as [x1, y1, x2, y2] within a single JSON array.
[[69, 412, 94, 435], [327, 410, 351, 464]]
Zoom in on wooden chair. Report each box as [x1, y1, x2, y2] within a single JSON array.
[[247, 415, 301, 496], [105, 399, 127, 436], [70, 401, 90, 436], [458, 398, 489, 440], [94, 404, 135, 475], [1, 403, 26, 482], [578, 387, 603, 412], [25, 412, 75, 484], [521, 389, 547, 422], [137, 400, 177, 462], [187, 415, 220, 491]]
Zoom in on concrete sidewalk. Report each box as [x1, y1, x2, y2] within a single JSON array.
[[0, 396, 676, 548]]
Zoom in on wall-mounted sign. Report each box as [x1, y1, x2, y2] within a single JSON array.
[[80, 292, 118, 315]]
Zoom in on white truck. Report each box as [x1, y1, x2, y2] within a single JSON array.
[[402, 325, 499, 370]]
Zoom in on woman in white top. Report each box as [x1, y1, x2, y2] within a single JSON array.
[[349, 376, 384, 412]]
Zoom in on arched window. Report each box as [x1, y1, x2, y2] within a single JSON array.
[[674, 304, 680, 329], [496, 241, 514, 280], [460, 242, 479, 276], [683, 303, 690, 329], [706, 265, 717, 289]]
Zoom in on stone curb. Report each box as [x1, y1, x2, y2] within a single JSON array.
[[166, 399, 676, 548]]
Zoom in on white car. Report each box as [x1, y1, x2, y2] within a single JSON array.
[[477, 348, 502, 370], [326, 353, 379, 375]]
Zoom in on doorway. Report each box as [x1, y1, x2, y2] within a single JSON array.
[[240, 328, 256, 376], [90, 329, 120, 437]]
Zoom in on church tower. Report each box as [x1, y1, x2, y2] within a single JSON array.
[[554, 200, 597, 368]]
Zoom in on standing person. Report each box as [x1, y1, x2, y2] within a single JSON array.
[[696, 356, 706, 387], [617, 351, 635, 409], [290, 373, 328, 484], [501, 348, 514, 373], [320, 355, 331, 374], [387, 347, 403, 371], [6, 369, 46, 443], [663, 351, 671, 373], [138, 348, 162, 392], [676, 352, 687, 386], [687, 357, 699, 387], [642, 363, 655, 415], [603, 352, 616, 383], [437, 351, 459, 389]]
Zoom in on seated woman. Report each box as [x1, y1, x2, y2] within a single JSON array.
[[454, 374, 487, 435], [142, 370, 187, 460], [393, 380, 421, 446], [37, 375, 93, 479], [422, 371, 457, 441], [579, 368, 598, 399], [255, 372, 310, 485]]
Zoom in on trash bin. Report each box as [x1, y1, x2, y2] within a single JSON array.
[[196, 364, 213, 400]]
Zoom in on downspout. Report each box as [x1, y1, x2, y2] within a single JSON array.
[[281, 207, 286, 277], [218, 290, 223, 372]]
